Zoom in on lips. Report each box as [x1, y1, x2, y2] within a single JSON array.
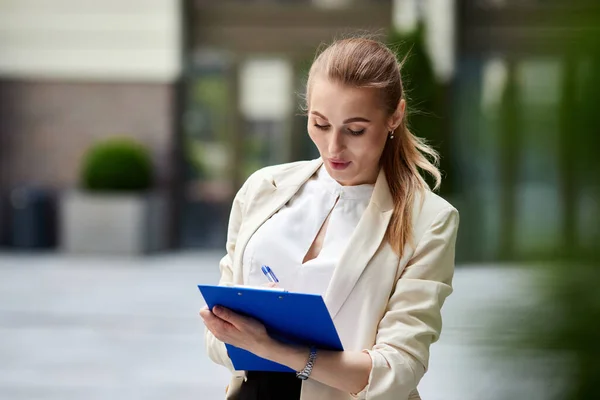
[[328, 159, 351, 170]]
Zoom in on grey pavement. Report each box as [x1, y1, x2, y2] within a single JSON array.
[[0, 252, 551, 400]]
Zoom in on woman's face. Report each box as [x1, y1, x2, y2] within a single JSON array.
[[307, 77, 404, 186]]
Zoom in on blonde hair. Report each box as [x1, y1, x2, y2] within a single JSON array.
[[305, 37, 442, 257]]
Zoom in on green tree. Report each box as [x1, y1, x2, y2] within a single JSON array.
[[388, 24, 454, 196]]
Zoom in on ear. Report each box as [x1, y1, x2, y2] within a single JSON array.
[[388, 99, 406, 131]]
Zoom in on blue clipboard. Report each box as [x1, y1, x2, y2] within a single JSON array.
[[198, 285, 344, 372]]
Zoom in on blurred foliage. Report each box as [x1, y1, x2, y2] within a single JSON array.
[[494, 16, 600, 400], [80, 137, 153, 192], [540, 31, 600, 400], [553, 27, 600, 262], [243, 134, 267, 180], [184, 137, 207, 180], [496, 261, 600, 400], [183, 73, 232, 182], [388, 24, 454, 196], [497, 60, 519, 261], [192, 77, 229, 143], [537, 263, 600, 400]]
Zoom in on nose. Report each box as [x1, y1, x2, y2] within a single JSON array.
[[328, 129, 346, 156]]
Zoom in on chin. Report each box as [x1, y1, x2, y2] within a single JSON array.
[[325, 165, 355, 183]]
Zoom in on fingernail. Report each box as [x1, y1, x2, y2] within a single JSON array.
[[213, 306, 220, 314]]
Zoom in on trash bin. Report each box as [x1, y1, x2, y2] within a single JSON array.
[[8, 186, 57, 249], [0, 191, 7, 247]]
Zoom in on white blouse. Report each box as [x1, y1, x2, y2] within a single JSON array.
[[242, 165, 374, 297]]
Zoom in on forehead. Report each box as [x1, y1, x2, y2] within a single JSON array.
[[309, 78, 384, 118]]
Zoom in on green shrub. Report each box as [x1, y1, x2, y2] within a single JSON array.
[[80, 137, 153, 192]]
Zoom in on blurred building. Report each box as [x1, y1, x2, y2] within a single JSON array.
[[454, 0, 600, 261], [1, 0, 598, 261], [0, 0, 392, 250], [0, 0, 181, 249], [180, 0, 392, 247], [0, 0, 181, 189]]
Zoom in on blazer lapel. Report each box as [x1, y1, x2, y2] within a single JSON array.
[[232, 159, 323, 281], [324, 169, 394, 319]]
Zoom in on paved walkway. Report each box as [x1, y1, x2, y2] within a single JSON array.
[[0, 252, 549, 399]]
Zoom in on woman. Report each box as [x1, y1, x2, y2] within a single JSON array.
[[200, 37, 459, 400]]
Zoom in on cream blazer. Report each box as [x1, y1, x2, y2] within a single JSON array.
[[205, 158, 459, 400]]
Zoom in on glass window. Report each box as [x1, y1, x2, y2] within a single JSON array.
[[180, 50, 235, 248]]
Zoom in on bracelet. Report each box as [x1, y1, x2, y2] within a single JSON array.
[[296, 346, 317, 380]]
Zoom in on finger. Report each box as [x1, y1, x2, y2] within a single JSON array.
[[199, 307, 212, 320], [212, 306, 245, 330], [202, 310, 233, 339], [263, 282, 279, 288], [200, 308, 228, 329]]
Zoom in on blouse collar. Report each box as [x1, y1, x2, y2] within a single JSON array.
[[315, 165, 375, 200]]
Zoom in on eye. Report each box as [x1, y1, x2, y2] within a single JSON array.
[[314, 123, 330, 130], [348, 128, 365, 136]]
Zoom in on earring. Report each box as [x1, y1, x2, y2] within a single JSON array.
[[388, 130, 395, 139]]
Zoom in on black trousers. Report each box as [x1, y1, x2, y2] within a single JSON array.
[[238, 371, 302, 400]]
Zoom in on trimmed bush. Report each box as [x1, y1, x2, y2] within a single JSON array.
[[80, 137, 153, 192]]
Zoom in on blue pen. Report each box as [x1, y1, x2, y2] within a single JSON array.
[[261, 265, 279, 283]]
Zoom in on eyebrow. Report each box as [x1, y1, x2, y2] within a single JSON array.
[[310, 111, 371, 124]]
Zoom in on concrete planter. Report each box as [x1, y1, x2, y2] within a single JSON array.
[[60, 191, 167, 255]]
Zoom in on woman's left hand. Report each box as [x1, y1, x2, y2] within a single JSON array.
[[200, 305, 273, 356]]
